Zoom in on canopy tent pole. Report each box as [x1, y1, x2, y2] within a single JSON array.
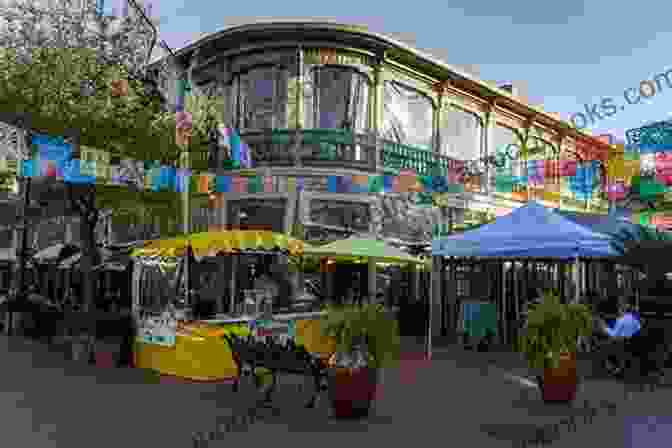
[[427, 255, 442, 360], [573, 257, 580, 304]]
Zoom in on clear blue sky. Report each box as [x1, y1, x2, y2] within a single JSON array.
[[136, 0, 672, 142]]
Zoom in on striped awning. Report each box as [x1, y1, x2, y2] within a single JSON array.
[[131, 230, 304, 259]]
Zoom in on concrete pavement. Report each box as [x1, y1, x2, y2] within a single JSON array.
[[1, 335, 669, 447]]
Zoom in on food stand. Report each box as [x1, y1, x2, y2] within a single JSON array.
[[130, 230, 335, 382]]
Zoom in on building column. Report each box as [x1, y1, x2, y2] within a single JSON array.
[[483, 105, 496, 195], [372, 53, 385, 172]]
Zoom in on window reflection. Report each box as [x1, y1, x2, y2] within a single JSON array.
[[227, 199, 286, 233], [309, 200, 370, 233], [382, 82, 433, 149], [492, 125, 519, 158], [440, 106, 482, 161], [236, 66, 288, 130], [306, 66, 369, 131]]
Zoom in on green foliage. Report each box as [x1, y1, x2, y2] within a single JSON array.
[[288, 254, 321, 274], [0, 47, 168, 159], [321, 303, 401, 368], [517, 290, 593, 370], [609, 224, 672, 256]]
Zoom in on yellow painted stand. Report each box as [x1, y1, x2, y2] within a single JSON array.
[[133, 318, 335, 381]]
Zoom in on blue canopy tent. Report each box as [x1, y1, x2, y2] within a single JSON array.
[[431, 201, 618, 259], [428, 202, 618, 354]]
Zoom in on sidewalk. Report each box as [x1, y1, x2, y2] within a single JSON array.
[[0, 335, 666, 447]]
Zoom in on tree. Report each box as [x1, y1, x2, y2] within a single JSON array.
[[0, 0, 219, 318]]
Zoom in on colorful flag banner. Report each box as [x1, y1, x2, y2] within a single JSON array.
[[33, 134, 72, 179], [175, 169, 190, 193], [263, 175, 275, 193], [247, 175, 263, 194], [63, 159, 95, 184], [216, 175, 231, 193], [527, 160, 545, 185], [338, 175, 352, 193], [640, 153, 656, 174], [352, 174, 369, 193], [232, 176, 247, 193], [559, 159, 578, 177], [655, 153, 672, 185], [639, 179, 666, 199], [544, 159, 559, 184], [607, 182, 627, 201]]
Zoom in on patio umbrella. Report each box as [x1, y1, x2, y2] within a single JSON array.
[[302, 237, 423, 264], [33, 243, 80, 264]]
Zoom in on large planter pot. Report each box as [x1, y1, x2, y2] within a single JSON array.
[[95, 340, 121, 368], [327, 366, 379, 419], [539, 352, 578, 403]]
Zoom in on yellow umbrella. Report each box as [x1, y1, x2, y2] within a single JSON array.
[[131, 230, 304, 259]]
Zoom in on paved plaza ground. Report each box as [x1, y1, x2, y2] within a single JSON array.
[[0, 335, 670, 447]]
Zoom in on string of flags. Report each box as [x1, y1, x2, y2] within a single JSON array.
[[4, 132, 672, 202]]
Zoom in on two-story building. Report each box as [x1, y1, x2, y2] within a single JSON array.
[[149, 22, 612, 245]]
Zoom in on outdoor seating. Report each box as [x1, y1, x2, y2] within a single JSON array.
[[222, 333, 328, 410]]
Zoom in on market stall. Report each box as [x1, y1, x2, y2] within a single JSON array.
[[130, 230, 336, 382], [431, 201, 620, 347]]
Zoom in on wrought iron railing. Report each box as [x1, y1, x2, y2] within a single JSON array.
[[232, 129, 462, 177], [379, 140, 455, 177], [240, 129, 376, 171]]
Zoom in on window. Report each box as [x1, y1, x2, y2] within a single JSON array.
[[382, 82, 433, 149], [227, 199, 286, 233], [236, 66, 289, 130], [440, 106, 482, 161], [309, 200, 370, 233], [492, 125, 519, 158], [306, 66, 369, 131]]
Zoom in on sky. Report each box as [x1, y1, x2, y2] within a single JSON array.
[[111, 0, 671, 141]]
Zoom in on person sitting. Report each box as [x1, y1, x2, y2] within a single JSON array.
[[597, 301, 642, 375]]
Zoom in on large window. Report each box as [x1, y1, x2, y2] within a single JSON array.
[[306, 66, 369, 131], [309, 200, 370, 233], [227, 199, 286, 233], [382, 82, 433, 149], [235, 66, 289, 130], [492, 125, 519, 158], [440, 106, 482, 161]]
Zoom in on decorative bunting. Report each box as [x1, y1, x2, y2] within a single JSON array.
[[286, 177, 296, 193], [607, 182, 627, 201], [263, 175, 274, 193], [559, 159, 578, 177], [655, 153, 672, 185]]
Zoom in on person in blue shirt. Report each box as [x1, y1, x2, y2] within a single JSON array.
[[597, 301, 642, 375]]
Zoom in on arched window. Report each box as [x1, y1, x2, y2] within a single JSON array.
[[382, 81, 433, 149], [305, 66, 370, 131], [440, 106, 482, 161], [235, 65, 289, 130]]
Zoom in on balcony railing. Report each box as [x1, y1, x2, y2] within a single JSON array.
[[241, 129, 377, 171], [212, 129, 465, 178]]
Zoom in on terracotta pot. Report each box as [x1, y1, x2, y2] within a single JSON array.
[[95, 341, 120, 368], [540, 352, 578, 403], [327, 366, 379, 419]]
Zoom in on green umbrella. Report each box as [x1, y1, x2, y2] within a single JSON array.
[[303, 237, 422, 265]]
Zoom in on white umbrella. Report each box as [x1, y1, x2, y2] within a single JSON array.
[[33, 243, 79, 263]]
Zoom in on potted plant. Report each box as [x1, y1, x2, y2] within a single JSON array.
[[321, 303, 401, 419], [518, 290, 593, 403]]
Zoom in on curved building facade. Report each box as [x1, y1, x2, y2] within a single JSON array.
[[150, 22, 612, 243]]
